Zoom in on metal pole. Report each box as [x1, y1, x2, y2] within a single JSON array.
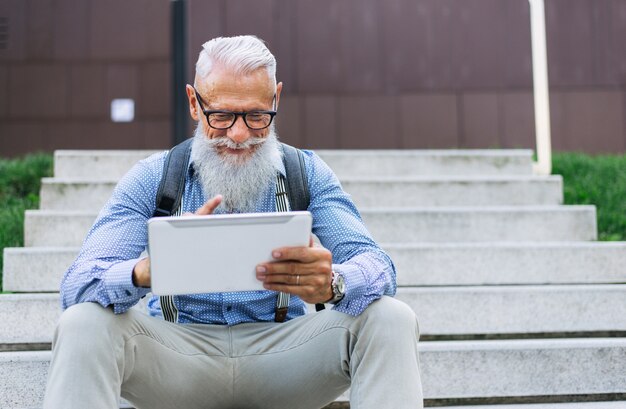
[[529, 0, 552, 175], [171, 0, 188, 145]]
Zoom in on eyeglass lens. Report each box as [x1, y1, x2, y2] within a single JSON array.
[[209, 112, 273, 130]]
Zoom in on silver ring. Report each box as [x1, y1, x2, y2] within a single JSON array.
[[296, 275, 300, 286]]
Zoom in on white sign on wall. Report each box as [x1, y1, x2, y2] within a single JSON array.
[[111, 99, 135, 123]]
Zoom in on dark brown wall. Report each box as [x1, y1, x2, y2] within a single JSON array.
[[1, 0, 625, 157], [0, 0, 172, 155]]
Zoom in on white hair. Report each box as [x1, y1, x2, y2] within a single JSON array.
[[195, 35, 276, 86]]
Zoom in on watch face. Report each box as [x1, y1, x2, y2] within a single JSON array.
[[335, 273, 346, 294], [329, 272, 346, 304]]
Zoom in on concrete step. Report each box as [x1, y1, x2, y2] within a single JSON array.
[[39, 175, 563, 211], [362, 206, 597, 243], [0, 294, 60, 345], [437, 403, 626, 409], [5, 242, 626, 292], [4, 285, 626, 344], [387, 242, 626, 286], [0, 351, 49, 408], [397, 284, 626, 336], [0, 294, 150, 346], [23, 206, 597, 247], [436, 404, 626, 409], [420, 338, 626, 399], [53, 150, 159, 180], [0, 350, 131, 408], [53, 149, 534, 180], [344, 175, 562, 207], [2, 247, 77, 292], [2, 338, 626, 407], [51, 399, 626, 408], [319, 149, 534, 177]]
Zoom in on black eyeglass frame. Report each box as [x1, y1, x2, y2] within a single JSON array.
[[193, 86, 278, 130]]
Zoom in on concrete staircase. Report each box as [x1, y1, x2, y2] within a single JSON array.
[[2, 149, 626, 408]]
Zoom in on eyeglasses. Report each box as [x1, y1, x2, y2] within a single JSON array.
[[193, 86, 277, 130]]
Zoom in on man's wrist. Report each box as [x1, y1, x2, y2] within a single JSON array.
[[132, 258, 151, 288], [326, 270, 346, 304], [103, 258, 150, 305]]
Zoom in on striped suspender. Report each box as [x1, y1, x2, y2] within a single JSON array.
[[159, 197, 184, 323], [274, 173, 291, 322], [159, 175, 292, 323], [155, 140, 191, 324]]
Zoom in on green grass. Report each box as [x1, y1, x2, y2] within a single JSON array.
[[0, 153, 53, 291], [552, 152, 626, 241]]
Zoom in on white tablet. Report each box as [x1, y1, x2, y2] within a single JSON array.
[[147, 211, 312, 295]]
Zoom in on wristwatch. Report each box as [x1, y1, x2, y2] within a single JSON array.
[[327, 271, 346, 304]]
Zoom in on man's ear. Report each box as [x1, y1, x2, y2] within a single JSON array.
[[186, 84, 200, 121], [275, 81, 283, 110]]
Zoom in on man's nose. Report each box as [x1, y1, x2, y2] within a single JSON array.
[[227, 116, 251, 144]]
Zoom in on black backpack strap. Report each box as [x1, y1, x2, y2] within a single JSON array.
[[154, 138, 193, 324], [280, 143, 326, 313], [153, 138, 193, 217], [280, 143, 310, 212]]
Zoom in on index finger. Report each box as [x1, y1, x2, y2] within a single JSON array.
[[271, 245, 320, 263], [195, 195, 223, 215]]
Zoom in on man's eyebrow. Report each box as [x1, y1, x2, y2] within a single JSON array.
[[207, 100, 275, 112]]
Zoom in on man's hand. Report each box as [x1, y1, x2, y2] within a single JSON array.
[[183, 194, 223, 216], [256, 236, 334, 304], [132, 195, 223, 288]]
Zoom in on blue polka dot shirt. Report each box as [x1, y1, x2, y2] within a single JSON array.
[[60, 149, 397, 324]]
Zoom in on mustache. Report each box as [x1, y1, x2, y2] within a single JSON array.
[[205, 136, 267, 150]]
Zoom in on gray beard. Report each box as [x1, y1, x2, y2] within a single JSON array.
[[190, 123, 282, 213]]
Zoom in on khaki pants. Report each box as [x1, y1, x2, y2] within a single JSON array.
[[44, 296, 423, 409]]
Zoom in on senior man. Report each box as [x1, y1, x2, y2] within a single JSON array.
[[44, 35, 423, 409]]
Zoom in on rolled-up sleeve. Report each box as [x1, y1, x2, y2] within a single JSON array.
[[304, 151, 397, 316], [60, 153, 165, 313]]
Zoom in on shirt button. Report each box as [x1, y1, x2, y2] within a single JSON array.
[[226, 306, 232, 312]]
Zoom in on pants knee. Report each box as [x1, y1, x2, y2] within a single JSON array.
[[359, 296, 420, 339], [55, 302, 117, 345]]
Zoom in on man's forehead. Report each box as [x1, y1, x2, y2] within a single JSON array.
[[195, 66, 275, 99]]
